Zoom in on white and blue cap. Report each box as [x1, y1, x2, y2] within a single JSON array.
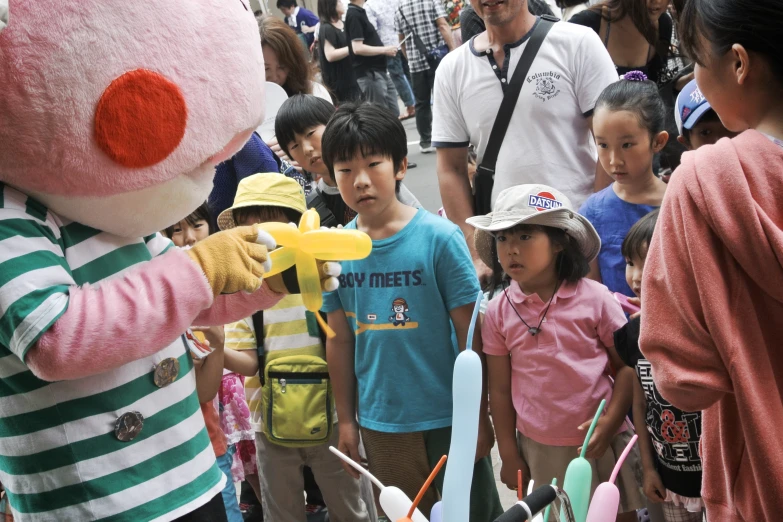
[[675, 79, 713, 136]]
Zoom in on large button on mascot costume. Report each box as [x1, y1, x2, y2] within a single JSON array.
[[0, 2, 327, 520]]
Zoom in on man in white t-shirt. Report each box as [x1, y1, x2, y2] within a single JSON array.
[[433, 0, 617, 284]]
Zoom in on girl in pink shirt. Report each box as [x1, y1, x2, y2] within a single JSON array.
[[468, 184, 642, 522]]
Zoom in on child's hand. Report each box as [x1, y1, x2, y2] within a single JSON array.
[[628, 297, 641, 319], [499, 454, 526, 491], [577, 416, 614, 460], [191, 326, 225, 351], [642, 468, 667, 504], [337, 421, 362, 479], [475, 413, 496, 462]]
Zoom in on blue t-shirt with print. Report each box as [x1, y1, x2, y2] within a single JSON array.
[[322, 209, 481, 433], [579, 185, 658, 296]]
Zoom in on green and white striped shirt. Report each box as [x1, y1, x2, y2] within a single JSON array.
[[0, 184, 224, 521]]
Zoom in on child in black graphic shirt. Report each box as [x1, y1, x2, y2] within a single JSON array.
[[615, 209, 704, 521]]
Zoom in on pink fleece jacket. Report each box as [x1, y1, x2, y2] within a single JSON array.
[[26, 248, 282, 381], [640, 130, 783, 521]]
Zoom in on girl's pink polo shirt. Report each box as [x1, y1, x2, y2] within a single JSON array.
[[483, 278, 627, 446]]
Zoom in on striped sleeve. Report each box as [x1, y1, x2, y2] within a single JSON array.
[[0, 193, 74, 360], [224, 318, 257, 352], [143, 232, 175, 257]]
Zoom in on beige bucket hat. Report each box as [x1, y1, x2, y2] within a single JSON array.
[[466, 184, 601, 269]]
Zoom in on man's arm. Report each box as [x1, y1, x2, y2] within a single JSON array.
[[436, 17, 456, 51], [436, 147, 493, 285], [352, 39, 397, 57]]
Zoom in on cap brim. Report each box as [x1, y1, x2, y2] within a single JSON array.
[[683, 103, 712, 131], [466, 207, 568, 232], [217, 200, 264, 230]]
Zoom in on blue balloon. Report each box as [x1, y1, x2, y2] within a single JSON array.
[[441, 291, 484, 522], [430, 501, 442, 522]]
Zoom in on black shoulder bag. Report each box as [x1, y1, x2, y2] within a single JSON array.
[[398, 5, 449, 70], [473, 16, 556, 215]]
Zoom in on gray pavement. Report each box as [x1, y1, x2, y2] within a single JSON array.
[[400, 118, 443, 214]]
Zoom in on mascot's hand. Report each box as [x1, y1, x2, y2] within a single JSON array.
[[265, 261, 342, 294], [186, 226, 275, 296]]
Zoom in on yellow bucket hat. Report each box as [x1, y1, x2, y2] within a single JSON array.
[[217, 173, 307, 230]]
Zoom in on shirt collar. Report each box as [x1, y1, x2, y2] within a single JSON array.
[[468, 17, 541, 57], [507, 279, 579, 305], [288, 6, 301, 26]]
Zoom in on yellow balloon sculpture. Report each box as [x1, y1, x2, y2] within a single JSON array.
[[259, 208, 372, 337]]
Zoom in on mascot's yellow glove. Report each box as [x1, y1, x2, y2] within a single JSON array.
[[186, 225, 275, 296]]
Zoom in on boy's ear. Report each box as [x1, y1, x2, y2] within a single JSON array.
[[676, 134, 692, 150], [395, 157, 408, 180], [652, 131, 669, 153]]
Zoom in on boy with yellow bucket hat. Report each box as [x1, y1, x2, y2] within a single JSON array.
[[218, 173, 372, 522]]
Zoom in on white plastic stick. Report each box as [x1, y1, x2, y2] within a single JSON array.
[[329, 446, 384, 490]]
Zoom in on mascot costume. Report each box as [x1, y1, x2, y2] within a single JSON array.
[[0, 2, 334, 520]]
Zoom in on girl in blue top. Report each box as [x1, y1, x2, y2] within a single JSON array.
[[580, 71, 668, 298]]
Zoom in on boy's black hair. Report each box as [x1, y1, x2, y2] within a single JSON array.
[[276, 0, 297, 9], [275, 95, 336, 159], [680, 0, 783, 85], [595, 78, 667, 140], [501, 224, 590, 283], [233, 205, 303, 227], [321, 102, 407, 191], [680, 109, 720, 144], [621, 209, 660, 261], [164, 202, 213, 237]]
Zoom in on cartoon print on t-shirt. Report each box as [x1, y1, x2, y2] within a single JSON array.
[[389, 297, 412, 326]]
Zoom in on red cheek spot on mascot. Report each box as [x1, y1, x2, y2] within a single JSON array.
[[0, 2, 321, 520]]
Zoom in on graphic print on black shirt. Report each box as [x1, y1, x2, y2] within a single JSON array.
[[637, 359, 702, 497], [614, 318, 702, 498]]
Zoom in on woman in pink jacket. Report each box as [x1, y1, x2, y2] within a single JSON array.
[[639, 0, 783, 520]]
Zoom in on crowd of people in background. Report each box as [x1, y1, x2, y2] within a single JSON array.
[[3, 0, 780, 521], [196, 0, 782, 521]]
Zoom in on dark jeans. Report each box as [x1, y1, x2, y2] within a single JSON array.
[[411, 67, 437, 146], [387, 53, 415, 107], [173, 493, 228, 522]]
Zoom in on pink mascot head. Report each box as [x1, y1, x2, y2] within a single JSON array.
[[0, 0, 265, 237]]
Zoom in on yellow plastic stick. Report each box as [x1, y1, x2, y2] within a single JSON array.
[[258, 209, 372, 338]]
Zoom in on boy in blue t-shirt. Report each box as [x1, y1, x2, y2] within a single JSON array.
[[320, 102, 503, 521], [277, 0, 319, 47]]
